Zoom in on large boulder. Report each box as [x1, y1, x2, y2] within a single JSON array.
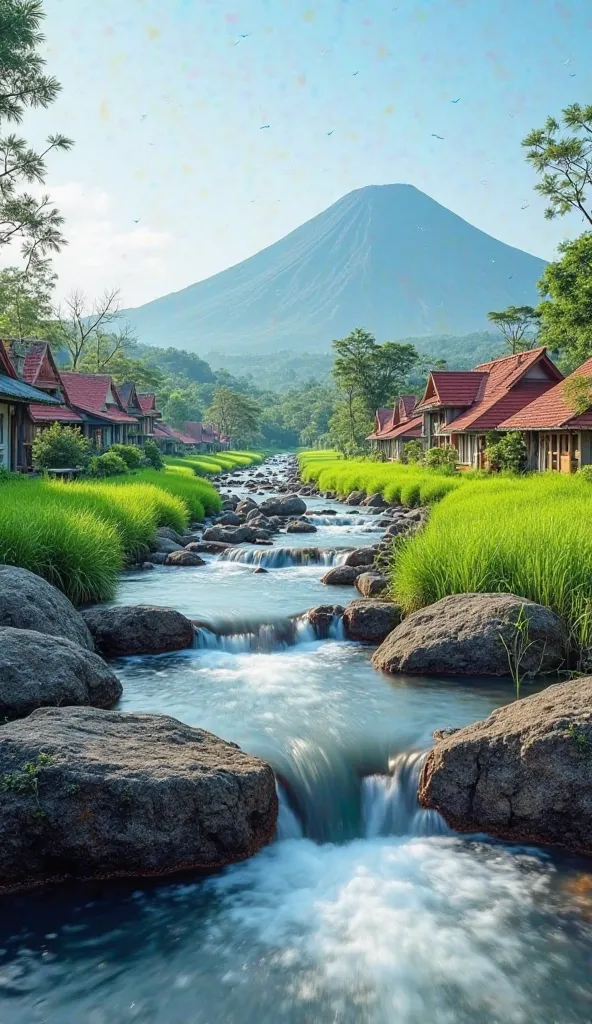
[[419, 676, 592, 855], [236, 498, 258, 515], [153, 537, 184, 554], [258, 494, 307, 518], [202, 525, 257, 544], [186, 541, 231, 554], [343, 600, 401, 643], [155, 526, 186, 545], [0, 565, 93, 650], [306, 604, 344, 638], [355, 571, 390, 598], [371, 593, 568, 677], [343, 547, 377, 568], [286, 519, 317, 534], [82, 605, 195, 656], [0, 627, 122, 720], [0, 707, 278, 892], [320, 564, 364, 586], [165, 550, 206, 567], [361, 492, 387, 508], [216, 512, 243, 527], [345, 490, 365, 506]]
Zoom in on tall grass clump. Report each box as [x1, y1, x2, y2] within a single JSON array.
[[393, 473, 592, 648], [299, 452, 462, 507], [0, 485, 122, 604], [46, 479, 160, 558]]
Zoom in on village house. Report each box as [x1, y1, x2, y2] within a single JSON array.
[[116, 383, 161, 445], [498, 356, 592, 472], [414, 347, 563, 470], [60, 372, 139, 448], [183, 421, 229, 452], [367, 396, 422, 460], [0, 343, 60, 471]]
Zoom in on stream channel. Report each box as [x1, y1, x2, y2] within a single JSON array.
[[2, 456, 592, 1022]]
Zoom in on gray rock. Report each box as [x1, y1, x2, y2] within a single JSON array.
[[0, 628, 122, 721], [236, 499, 258, 515], [217, 512, 242, 526], [258, 494, 307, 518], [186, 541, 231, 555], [343, 600, 402, 644], [0, 707, 278, 892], [154, 538, 184, 554], [286, 519, 317, 534], [355, 572, 390, 599], [372, 593, 568, 676], [361, 492, 387, 508], [165, 550, 207, 567], [147, 552, 168, 565], [155, 526, 185, 545], [306, 604, 344, 638], [82, 605, 195, 656], [345, 490, 366, 506], [343, 547, 377, 568], [320, 565, 364, 586], [203, 525, 260, 544], [0, 565, 93, 650], [419, 676, 592, 855]]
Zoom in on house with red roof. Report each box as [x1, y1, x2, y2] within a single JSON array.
[[414, 347, 563, 470], [183, 421, 227, 452], [498, 357, 592, 472], [367, 396, 422, 460], [116, 383, 161, 446], [0, 342, 60, 471], [5, 340, 83, 434], [60, 372, 139, 448]]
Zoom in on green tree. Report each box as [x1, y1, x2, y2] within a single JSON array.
[[328, 396, 373, 455], [562, 373, 592, 415], [537, 232, 592, 365], [162, 390, 193, 428], [206, 386, 260, 444], [522, 103, 592, 226], [0, 263, 55, 337], [484, 432, 527, 473], [98, 352, 165, 392], [0, 0, 73, 269], [487, 306, 541, 354]]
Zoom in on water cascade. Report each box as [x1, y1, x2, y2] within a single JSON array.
[[218, 546, 352, 568]]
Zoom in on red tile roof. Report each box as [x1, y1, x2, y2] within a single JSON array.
[[138, 393, 157, 413], [61, 372, 139, 424], [154, 422, 173, 438], [378, 414, 423, 441], [171, 427, 198, 445], [399, 395, 417, 419], [29, 403, 83, 423], [499, 357, 592, 430], [5, 341, 60, 386], [368, 397, 418, 440], [416, 371, 486, 411]]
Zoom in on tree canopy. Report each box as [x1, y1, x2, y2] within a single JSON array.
[[486, 306, 541, 354], [522, 103, 592, 227], [537, 232, 592, 367]]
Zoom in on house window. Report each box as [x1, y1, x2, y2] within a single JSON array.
[[457, 434, 472, 465]]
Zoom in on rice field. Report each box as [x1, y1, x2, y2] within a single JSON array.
[[0, 458, 230, 605], [299, 451, 462, 506], [164, 451, 262, 477]]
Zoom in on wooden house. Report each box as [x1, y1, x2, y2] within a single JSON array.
[[367, 396, 422, 459], [499, 356, 592, 472], [415, 348, 563, 470], [0, 343, 60, 471], [60, 372, 139, 448]]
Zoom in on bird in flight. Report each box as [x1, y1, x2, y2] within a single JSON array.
[[570, 73, 576, 77], [327, 130, 335, 136], [140, 113, 147, 120], [431, 134, 444, 139], [562, 56, 572, 65], [132, 218, 140, 223], [234, 33, 251, 45], [352, 71, 359, 76], [260, 124, 270, 129], [521, 203, 529, 210], [451, 97, 460, 103]]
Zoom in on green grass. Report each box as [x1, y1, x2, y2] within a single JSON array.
[[393, 473, 592, 648], [299, 451, 462, 506], [164, 450, 262, 478], [0, 459, 226, 605]]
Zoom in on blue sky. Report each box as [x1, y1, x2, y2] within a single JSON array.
[[20, 0, 591, 306]]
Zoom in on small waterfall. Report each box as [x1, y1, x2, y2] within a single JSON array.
[[193, 612, 343, 653], [218, 546, 351, 568], [362, 752, 450, 839], [275, 784, 304, 840]]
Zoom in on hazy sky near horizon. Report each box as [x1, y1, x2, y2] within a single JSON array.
[[14, 0, 591, 307]]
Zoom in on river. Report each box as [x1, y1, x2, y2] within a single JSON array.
[[1, 455, 592, 1023]]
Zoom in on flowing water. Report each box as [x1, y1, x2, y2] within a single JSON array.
[[2, 455, 592, 1023]]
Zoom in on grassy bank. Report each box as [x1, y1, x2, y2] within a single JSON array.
[[164, 451, 262, 477], [299, 451, 462, 506], [0, 461, 224, 605]]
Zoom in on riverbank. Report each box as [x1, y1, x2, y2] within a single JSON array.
[[2, 453, 592, 1022]]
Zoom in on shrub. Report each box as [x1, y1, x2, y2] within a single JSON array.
[[88, 452, 129, 478], [423, 445, 458, 472], [108, 443, 142, 469], [485, 431, 527, 473], [578, 465, 592, 483], [32, 423, 90, 470], [402, 439, 424, 464], [142, 439, 164, 470]]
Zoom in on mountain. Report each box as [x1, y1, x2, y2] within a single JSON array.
[[124, 184, 547, 353]]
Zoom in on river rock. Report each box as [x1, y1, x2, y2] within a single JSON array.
[[0, 707, 278, 892], [306, 604, 344, 638], [153, 537, 184, 554], [236, 499, 258, 515], [345, 490, 366, 506], [82, 606, 195, 656], [217, 512, 243, 527], [147, 552, 167, 565], [371, 593, 568, 676], [355, 572, 390, 598], [186, 541, 231, 554], [343, 600, 402, 644], [257, 494, 307, 518], [165, 550, 206, 567], [343, 547, 377, 568], [320, 565, 364, 586], [361, 493, 387, 508], [203, 525, 256, 544], [155, 526, 186, 546], [419, 676, 592, 855], [286, 519, 317, 534], [0, 565, 93, 650], [0, 628, 122, 721]]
